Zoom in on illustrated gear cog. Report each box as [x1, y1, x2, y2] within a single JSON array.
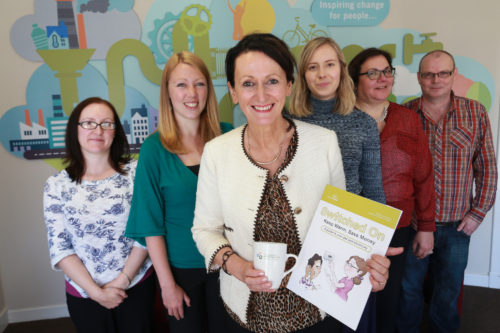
[[148, 12, 180, 65], [179, 4, 212, 37]]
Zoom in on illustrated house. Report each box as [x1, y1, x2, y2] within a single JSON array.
[[46, 21, 69, 50], [131, 104, 149, 144]]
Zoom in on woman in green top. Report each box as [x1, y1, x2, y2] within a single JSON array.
[[125, 51, 232, 332]]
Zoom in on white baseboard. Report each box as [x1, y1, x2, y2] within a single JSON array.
[[8, 304, 69, 324], [0, 307, 8, 333], [488, 272, 500, 289], [464, 272, 490, 288]]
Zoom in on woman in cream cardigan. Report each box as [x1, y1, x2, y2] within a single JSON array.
[[192, 33, 398, 333]]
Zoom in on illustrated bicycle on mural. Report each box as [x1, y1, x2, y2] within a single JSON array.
[[282, 16, 328, 48]]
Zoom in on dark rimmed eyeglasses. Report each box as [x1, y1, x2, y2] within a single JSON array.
[[78, 121, 116, 130], [359, 67, 396, 80], [419, 71, 454, 80]]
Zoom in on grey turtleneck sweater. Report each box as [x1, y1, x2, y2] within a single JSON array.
[[292, 97, 385, 204]]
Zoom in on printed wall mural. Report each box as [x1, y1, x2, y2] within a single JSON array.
[[1, 0, 495, 171]]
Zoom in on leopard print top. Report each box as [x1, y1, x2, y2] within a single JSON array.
[[227, 121, 322, 332]]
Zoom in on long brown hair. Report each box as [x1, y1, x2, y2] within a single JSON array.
[[158, 51, 221, 153], [348, 255, 368, 285], [65, 97, 130, 183], [290, 36, 355, 117]]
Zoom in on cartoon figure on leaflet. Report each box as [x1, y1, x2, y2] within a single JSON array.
[[299, 254, 323, 290], [227, 0, 246, 40], [327, 255, 368, 301]]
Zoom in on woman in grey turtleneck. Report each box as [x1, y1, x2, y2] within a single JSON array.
[[289, 37, 385, 205], [288, 37, 384, 333]]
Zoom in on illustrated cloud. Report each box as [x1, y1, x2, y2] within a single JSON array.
[[82, 10, 141, 59], [80, 0, 110, 13], [10, 0, 140, 61], [78, 0, 134, 13]]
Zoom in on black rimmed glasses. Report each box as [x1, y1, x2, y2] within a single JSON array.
[[419, 71, 454, 80], [78, 121, 116, 130], [359, 67, 396, 80]]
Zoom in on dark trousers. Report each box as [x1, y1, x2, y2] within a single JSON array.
[[376, 226, 412, 332], [342, 292, 376, 333], [66, 274, 155, 333], [165, 267, 225, 333]]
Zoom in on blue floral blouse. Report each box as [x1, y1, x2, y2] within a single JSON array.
[[43, 160, 151, 297]]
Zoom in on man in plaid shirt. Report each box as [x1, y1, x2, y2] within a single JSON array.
[[397, 50, 497, 333]]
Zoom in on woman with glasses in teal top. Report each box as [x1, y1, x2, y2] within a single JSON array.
[[125, 51, 232, 333]]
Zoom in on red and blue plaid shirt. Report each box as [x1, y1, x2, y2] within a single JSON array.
[[404, 93, 497, 224]]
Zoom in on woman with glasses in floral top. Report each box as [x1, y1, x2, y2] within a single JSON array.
[[43, 97, 154, 332]]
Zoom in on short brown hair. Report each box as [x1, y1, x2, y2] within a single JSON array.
[[307, 253, 323, 267], [225, 33, 296, 88], [418, 50, 456, 72], [348, 47, 393, 88]]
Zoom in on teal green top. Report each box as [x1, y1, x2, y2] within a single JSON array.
[[125, 123, 233, 269]]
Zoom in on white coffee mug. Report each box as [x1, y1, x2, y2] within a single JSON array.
[[253, 241, 298, 289]]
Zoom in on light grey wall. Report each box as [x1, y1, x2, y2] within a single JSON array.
[[0, 272, 6, 332], [0, 0, 68, 312], [0, 0, 66, 316], [0, 0, 498, 323], [0, 270, 6, 316]]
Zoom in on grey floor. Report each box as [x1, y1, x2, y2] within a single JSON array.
[[3, 285, 500, 332]]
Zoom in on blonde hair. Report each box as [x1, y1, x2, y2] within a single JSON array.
[[158, 51, 221, 153], [290, 37, 356, 117]]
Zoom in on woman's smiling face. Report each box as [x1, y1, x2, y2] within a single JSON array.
[[77, 103, 115, 157], [305, 43, 341, 101], [228, 51, 292, 127], [356, 55, 394, 104], [168, 62, 208, 123]]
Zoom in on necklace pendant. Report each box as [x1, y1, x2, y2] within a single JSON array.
[[376, 105, 389, 123], [245, 127, 285, 166]]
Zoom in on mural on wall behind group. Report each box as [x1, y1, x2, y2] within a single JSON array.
[[1, 0, 494, 170]]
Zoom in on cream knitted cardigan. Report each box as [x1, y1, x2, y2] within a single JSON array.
[[192, 119, 346, 324]]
